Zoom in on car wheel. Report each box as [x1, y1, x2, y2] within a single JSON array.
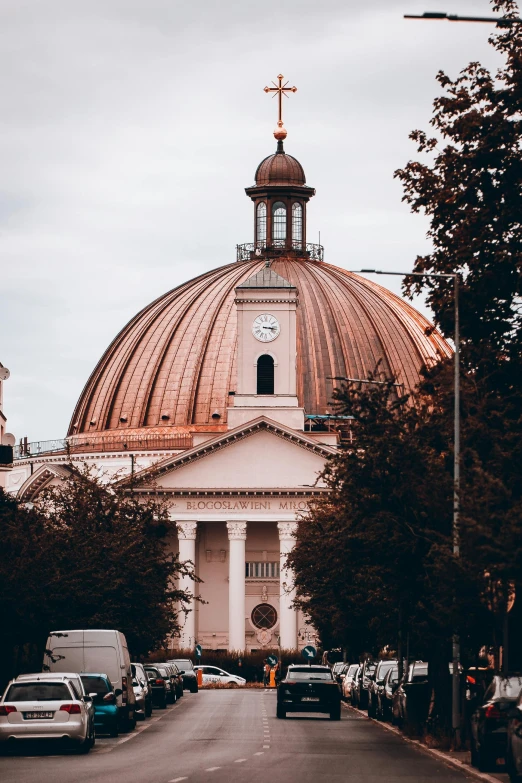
[[191, 684, 198, 693], [276, 704, 286, 719], [77, 725, 95, 754], [330, 707, 341, 721], [109, 723, 119, 738], [227, 681, 239, 688], [146, 702, 153, 718]]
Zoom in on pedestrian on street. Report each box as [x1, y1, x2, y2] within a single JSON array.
[[263, 660, 270, 687]]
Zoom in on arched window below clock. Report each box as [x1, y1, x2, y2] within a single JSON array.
[[257, 354, 274, 394]]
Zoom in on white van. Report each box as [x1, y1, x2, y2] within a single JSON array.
[[43, 629, 136, 730]]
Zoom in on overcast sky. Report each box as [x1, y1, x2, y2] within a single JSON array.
[[1, 0, 505, 443]]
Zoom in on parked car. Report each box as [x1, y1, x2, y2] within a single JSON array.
[[80, 672, 120, 736], [334, 663, 349, 687], [43, 629, 136, 731], [392, 661, 429, 727], [505, 684, 522, 782], [331, 662, 345, 680], [153, 663, 178, 703], [471, 674, 522, 772], [368, 659, 397, 718], [194, 666, 246, 687], [351, 665, 363, 707], [131, 663, 153, 719], [376, 665, 399, 721], [144, 665, 168, 709], [341, 664, 360, 702], [277, 664, 341, 720], [167, 658, 199, 693], [0, 672, 95, 753], [355, 660, 376, 710], [168, 662, 184, 700]]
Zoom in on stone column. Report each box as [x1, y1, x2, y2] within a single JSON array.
[[177, 521, 198, 649], [226, 521, 247, 652], [278, 521, 298, 650]]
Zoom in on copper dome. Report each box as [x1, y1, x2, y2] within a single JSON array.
[[255, 150, 306, 187], [67, 258, 451, 438]]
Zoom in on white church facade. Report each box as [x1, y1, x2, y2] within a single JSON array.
[[7, 80, 451, 652]]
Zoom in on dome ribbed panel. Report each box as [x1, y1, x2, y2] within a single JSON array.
[[68, 259, 452, 436], [255, 153, 306, 186]]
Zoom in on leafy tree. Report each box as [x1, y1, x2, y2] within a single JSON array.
[[0, 467, 198, 688]]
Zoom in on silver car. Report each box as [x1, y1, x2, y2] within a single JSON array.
[[0, 672, 95, 752]]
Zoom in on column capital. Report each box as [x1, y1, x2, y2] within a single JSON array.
[[177, 521, 198, 540], [226, 521, 247, 541], [277, 521, 298, 541]]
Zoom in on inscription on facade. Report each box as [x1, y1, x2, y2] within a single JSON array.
[[184, 499, 308, 511]]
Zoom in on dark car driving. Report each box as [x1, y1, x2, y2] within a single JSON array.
[[167, 659, 199, 693], [471, 674, 522, 772], [277, 665, 341, 720]]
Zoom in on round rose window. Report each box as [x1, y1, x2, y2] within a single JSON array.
[[251, 604, 278, 630]]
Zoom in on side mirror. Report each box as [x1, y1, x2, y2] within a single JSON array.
[[83, 695, 93, 702], [103, 692, 116, 703], [179, 670, 185, 674], [114, 688, 123, 697]]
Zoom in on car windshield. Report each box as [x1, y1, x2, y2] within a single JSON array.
[[6, 683, 71, 701], [145, 668, 160, 679], [287, 669, 332, 681], [80, 675, 110, 695], [410, 666, 428, 681], [377, 662, 396, 678], [347, 665, 359, 675], [170, 660, 194, 671]]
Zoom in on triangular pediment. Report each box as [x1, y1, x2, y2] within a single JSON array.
[[17, 463, 74, 502], [120, 417, 335, 492]]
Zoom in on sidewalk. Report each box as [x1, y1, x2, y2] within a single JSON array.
[[342, 703, 509, 783]]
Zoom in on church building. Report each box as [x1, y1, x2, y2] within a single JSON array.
[[8, 76, 451, 653]]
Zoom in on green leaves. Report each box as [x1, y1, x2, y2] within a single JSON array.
[[0, 466, 199, 688]]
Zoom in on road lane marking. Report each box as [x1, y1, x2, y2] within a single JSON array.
[[234, 759, 246, 763], [169, 778, 188, 782], [254, 752, 264, 756], [263, 744, 270, 749], [205, 767, 221, 772]]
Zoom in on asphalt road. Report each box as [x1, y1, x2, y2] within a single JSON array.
[[0, 689, 507, 782]]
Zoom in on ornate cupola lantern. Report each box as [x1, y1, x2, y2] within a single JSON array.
[[239, 75, 322, 262]]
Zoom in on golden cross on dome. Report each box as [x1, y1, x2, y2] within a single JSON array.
[[264, 74, 297, 140]]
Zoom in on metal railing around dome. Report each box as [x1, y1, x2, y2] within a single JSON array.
[[14, 433, 193, 460], [236, 240, 324, 262]]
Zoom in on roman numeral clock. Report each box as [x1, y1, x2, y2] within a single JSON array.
[[252, 313, 281, 343]]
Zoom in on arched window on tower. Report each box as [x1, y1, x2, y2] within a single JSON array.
[[257, 354, 274, 394], [292, 202, 303, 249], [272, 202, 286, 243], [256, 202, 266, 245]]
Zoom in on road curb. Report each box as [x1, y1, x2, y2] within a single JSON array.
[[341, 703, 504, 783]]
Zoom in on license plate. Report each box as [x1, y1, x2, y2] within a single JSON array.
[[24, 712, 53, 719], [302, 697, 320, 702]]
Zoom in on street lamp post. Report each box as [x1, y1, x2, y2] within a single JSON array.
[[354, 268, 461, 745], [404, 12, 522, 25]]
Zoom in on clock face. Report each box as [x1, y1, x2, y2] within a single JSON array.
[[252, 313, 280, 342]]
